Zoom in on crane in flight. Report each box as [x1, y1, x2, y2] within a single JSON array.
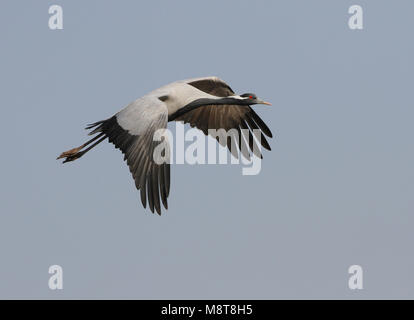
[[57, 77, 273, 215]]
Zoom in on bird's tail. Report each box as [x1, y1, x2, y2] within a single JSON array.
[[57, 120, 107, 163]]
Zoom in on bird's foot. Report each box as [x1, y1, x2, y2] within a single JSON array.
[[57, 147, 83, 163]]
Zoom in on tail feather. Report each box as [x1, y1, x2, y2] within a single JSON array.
[[86, 120, 106, 135]]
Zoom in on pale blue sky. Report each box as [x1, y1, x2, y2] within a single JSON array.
[[0, 0, 413, 299]]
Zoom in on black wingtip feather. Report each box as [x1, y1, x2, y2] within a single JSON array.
[[249, 109, 273, 138]]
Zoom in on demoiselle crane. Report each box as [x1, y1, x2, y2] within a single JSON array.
[[57, 77, 273, 215]]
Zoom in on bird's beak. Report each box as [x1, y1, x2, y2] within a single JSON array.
[[257, 99, 272, 106]]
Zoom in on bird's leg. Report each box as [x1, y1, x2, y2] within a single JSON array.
[[57, 133, 105, 163]]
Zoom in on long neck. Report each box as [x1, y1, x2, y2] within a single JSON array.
[[168, 97, 248, 121]]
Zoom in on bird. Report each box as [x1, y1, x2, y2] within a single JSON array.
[[57, 76, 273, 215]]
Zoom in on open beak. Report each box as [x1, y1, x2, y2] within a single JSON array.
[[257, 99, 272, 106]]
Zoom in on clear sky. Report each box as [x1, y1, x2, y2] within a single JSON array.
[[0, 0, 413, 299]]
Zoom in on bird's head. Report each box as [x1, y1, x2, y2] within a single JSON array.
[[239, 93, 271, 106]]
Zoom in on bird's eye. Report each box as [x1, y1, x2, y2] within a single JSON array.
[[249, 95, 253, 99]]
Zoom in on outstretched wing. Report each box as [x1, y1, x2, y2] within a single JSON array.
[[174, 105, 272, 159], [185, 76, 235, 97], [176, 77, 272, 159], [89, 97, 170, 215]]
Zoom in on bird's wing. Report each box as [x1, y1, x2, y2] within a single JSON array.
[[174, 105, 272, 160], [184, 76, 235, 97], [179, 77, 272, 159], [96, 97, 170, 215]]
